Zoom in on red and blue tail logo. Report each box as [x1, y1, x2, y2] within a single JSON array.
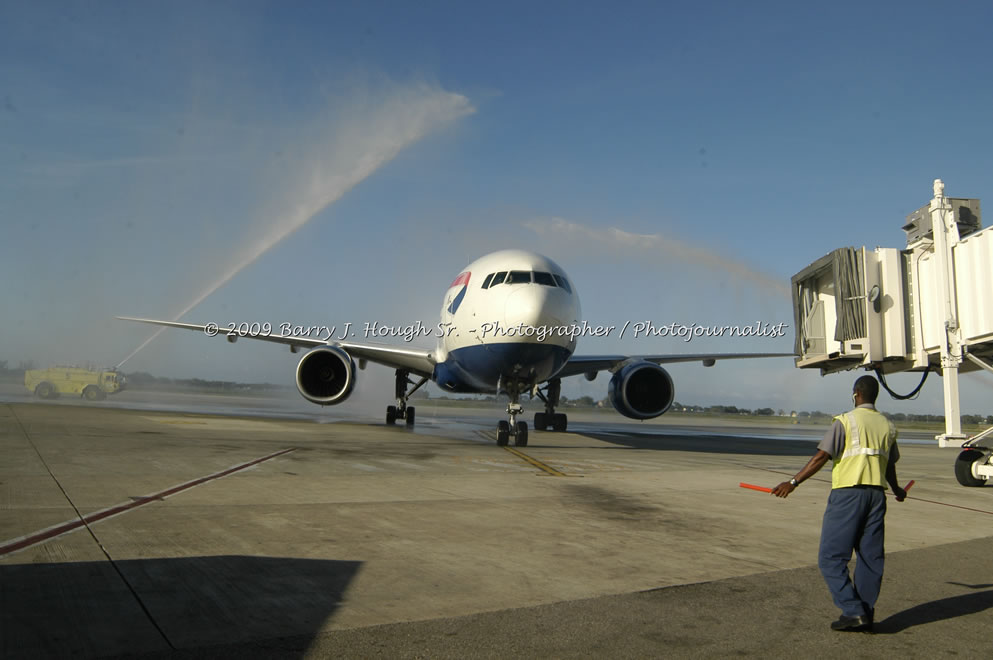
[[447, 271, 470, 314]]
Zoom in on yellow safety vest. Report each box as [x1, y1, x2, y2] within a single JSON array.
[[831, 407, 898, 489]]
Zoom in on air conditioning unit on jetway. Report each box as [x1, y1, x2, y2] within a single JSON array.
[[790, 180, 993, 486], [792, 246, 912, 374]]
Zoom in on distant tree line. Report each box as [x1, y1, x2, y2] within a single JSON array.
[[882, 411, 993, 425], [674, 403, 830, 418], [123, 371, 285, 393], [672, 401, 992, 425]]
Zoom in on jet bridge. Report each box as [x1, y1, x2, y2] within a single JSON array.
[[791, 180, 993, 486]]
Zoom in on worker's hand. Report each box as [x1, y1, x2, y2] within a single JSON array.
[[772, 482, 796, 498], [893, 486, 908, 502]]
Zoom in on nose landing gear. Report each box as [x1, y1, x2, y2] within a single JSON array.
[[495, 379, 529, 447], [497, 402, 528, 446]]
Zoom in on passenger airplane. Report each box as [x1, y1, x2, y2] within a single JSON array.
[[120, 249, 790, 446]]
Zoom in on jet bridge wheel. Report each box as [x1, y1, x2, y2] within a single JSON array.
[[954, 449, 989, 487], [497, 420, 510, 446]]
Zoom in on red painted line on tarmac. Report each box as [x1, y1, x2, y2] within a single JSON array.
[[0, 447, 297, 557], [897, 496, 993, 516]]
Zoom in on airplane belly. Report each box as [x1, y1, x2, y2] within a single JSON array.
[[433, 343, 573, 393]]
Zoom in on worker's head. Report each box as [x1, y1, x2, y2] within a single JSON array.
[[853, 375, 879, 405]]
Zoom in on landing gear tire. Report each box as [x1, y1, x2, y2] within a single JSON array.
[[386, 405, 397, 425], [514, 422, 528, 446], [497, 420, 510, 446], [954, 449, 989, 487], [534, 412, 547, 431], [533, 379, 565, 433], [405, 406, 416, 428]]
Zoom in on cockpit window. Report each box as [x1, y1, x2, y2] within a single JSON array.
[[481, 273, 494, 289], [490, 271, 507, 286], [534, 271, 555, 286], [507, 270, 531, 284], [553, 274, 572, 293]]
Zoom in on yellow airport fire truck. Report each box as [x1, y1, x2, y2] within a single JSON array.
[[24, 366, 126, 401]]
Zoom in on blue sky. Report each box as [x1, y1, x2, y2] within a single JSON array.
[[2, 1, 993, 416]]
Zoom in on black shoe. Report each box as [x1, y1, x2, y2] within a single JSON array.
[[830, 614, 873, 632]]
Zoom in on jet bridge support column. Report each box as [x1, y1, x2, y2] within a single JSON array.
[[930, 179, 968, 447]]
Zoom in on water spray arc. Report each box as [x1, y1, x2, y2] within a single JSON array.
[[117, 86, 474, 369], [523, 217, 790, 299]]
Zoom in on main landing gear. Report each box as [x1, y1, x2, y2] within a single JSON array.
[[386, 369, 427, 428], [532, 378, 568, 432]]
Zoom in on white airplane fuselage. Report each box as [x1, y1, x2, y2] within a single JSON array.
[[118, 247, 790, 445], [431, 249, 581, 394]]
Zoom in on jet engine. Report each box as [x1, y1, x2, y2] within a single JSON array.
[[607, 361, 675, 420], [295, 346, 356, 405]]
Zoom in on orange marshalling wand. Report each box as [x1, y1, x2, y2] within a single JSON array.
[[739, 480, 915, 496], [739, 482, 773, 493], [896, 479, 915, 501]]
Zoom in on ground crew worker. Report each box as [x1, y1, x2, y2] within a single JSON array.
[[772, 375, 907, 632]]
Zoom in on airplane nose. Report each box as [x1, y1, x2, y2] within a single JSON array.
[[504, 286, 567, 328]]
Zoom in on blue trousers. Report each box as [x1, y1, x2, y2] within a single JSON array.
[[818, 487, 887, 618]]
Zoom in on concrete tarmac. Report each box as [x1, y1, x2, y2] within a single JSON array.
[[1, 400, 991, 658]]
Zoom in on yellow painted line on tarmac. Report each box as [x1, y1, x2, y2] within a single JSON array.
[[503, 446, 570, 477]]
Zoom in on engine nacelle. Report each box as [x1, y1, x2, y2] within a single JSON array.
[[607, 361, 675, 420], [295, 346, 356, 405]]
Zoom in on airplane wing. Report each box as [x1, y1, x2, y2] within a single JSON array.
[[555, 352, 794, 379], [116, 317, 437, 377]]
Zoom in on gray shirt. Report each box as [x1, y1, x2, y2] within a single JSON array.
[[817, 403, 900, 463]]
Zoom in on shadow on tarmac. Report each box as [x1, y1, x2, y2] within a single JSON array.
[[1, 555, 361, 658], [583, 431, 820, 457], [877, 588, 993, 633]]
